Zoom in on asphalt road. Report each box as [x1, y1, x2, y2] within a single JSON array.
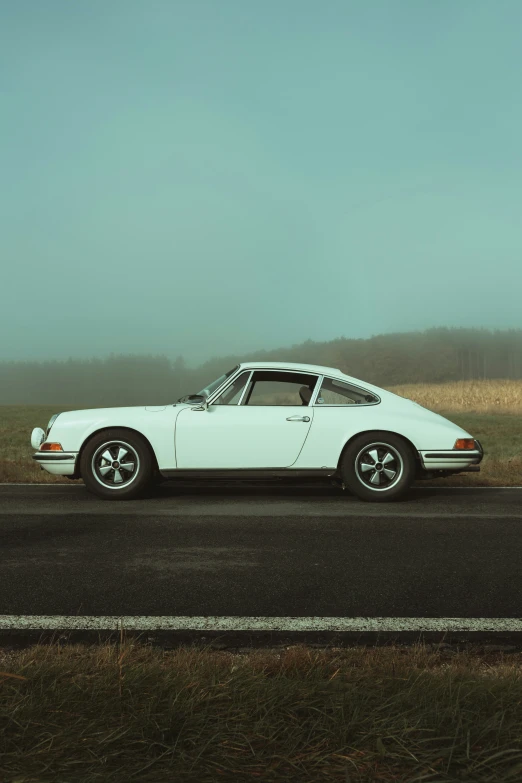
[[1, 482, 522, 648]]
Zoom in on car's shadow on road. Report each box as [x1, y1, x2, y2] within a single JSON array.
[[142, 480, 478, 504]]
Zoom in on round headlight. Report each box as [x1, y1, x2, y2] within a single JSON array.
[[31, 427, 46, 450]]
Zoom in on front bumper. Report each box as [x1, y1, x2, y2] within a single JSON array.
[[419, 439, 484, 472], [32, 452, 78, 476]]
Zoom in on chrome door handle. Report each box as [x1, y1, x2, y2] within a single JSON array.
[[286, 415, 310, 422]]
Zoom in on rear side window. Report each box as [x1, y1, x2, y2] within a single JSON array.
[[315, 378, 379, 405]]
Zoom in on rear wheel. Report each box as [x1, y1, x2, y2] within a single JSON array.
[[80, 429, 154, 500], [340, 432, 416, 502]]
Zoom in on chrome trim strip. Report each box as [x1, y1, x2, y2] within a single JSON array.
[[237, 371, 254, 405], [419, 450, 483, 469], [309, 375, 324, 405], [303, 373, 324, 404], [424, 452, 482, 459], [422, 459, 481, 465]]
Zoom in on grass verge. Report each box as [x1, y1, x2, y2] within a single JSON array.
[[2, 637, 522, 782]]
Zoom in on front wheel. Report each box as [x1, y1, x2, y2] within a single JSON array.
[[80, 429, 154, 500], [340, 432, 416, 502]]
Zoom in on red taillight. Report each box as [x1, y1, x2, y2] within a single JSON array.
[[454, 439, 476, 450], [40, 442, 64, 452]]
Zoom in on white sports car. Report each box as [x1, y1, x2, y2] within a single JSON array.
[[30, 361, 483, 502]]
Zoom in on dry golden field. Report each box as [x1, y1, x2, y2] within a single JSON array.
[[1, 379, 521, 486], [387, 378, 522, 414]]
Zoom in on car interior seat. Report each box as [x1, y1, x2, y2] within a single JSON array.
[[299, 386, 313, 406]]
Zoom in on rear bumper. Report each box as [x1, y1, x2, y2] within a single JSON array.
[[419, 439, 484, 472], [32, 452, 78, 476]]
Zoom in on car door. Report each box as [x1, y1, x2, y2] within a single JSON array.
[[175, 370, 319, 468]]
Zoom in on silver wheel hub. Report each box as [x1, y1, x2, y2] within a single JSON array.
[[354, 442, 403, 491], [91, 441, 140, 489]]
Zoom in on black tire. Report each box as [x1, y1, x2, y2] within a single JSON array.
[[340, 431, 416, 502], [80, 428, 154, 501]]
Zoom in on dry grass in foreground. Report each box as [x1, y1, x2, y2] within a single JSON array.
[[387, 378, 522, 414], [2, 637, 522, 782]]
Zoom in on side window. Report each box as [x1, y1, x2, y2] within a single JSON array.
[[315, 378, 378, 405], [242, 371, 319, 406], [213, 372, 250, 405]]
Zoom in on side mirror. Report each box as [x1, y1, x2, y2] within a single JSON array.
[[191, 396, 209, 411], [178, 393, 205, 404]]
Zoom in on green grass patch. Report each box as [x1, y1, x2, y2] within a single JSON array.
[[437, 412, 522, 461]]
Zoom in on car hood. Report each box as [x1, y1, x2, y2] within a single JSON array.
[[56, 405, 184, 420]]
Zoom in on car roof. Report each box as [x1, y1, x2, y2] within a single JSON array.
[[238, 361, 340, 375]]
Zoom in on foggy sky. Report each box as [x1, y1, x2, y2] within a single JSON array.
[[2, 0, 522, 367]]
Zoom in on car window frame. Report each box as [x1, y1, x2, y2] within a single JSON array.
[[311, 375, 381, 406], [211, 370, 253, 405], [241, 370, 321, 406], [207, 368, 321, 406], [205, 368, 381, 407]]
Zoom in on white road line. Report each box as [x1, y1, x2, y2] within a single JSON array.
[[2, 510, 522, 519], [1, 617, 522, 632]]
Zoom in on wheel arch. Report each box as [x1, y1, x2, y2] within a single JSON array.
[[75, 426, 160, 479], [336, 429, 421, 473]]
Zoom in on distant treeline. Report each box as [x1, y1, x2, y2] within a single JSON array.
[[2, 327, 522, 407]]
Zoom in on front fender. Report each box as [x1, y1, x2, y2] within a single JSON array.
[[44, 406, 183, 469]]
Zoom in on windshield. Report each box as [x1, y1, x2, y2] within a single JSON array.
[[197, 365, 240, 398]]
